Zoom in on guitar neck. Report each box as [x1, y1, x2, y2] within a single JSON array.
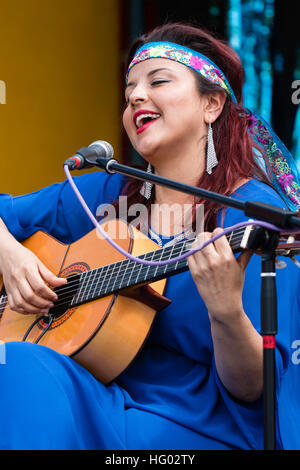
[[69, 226, 247, 307], [1, 225, 297, 318]]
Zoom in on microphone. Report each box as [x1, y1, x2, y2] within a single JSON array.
[[64, 140, 114, 170]]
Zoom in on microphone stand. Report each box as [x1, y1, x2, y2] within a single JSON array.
[[93, 156, 300, 450]]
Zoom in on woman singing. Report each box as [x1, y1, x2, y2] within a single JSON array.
[[0, 22, 299, 450]]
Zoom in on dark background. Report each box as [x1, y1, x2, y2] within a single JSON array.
[[120, 0, 300, 164]]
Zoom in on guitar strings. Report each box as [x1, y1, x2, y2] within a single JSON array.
[[0, 228, 249, 311], [1, 257, 193, 313], [0, 242, 248, 315], [53, 227, 246, 294], [0, 226, 248, 310], [35, 227, 250, 298], [0, 227, 247, 309], [0, 229, 247, 313], [0, 240, 250, 315], [0, 228, 244, 308], [0, 240, 194, 311]]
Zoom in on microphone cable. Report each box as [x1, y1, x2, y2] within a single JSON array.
[[63, 164, 298, 267]]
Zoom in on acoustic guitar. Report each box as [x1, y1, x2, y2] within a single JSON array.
[[0, 219, 299, 383]]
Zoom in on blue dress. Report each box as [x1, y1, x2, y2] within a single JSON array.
[[0, 172, 298, 450]]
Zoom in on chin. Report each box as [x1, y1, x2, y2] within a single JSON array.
[[135, 140, 160, 160]]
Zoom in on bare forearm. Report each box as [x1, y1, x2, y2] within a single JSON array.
[[0, 217, 10, 239], [0, 217, 66, 314], [0, 218, 17, 272], [210, 308, 263, 402]]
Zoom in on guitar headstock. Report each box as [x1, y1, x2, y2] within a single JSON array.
[[231, 224, 280, 253], [276, 210, 300, 265], [276, 233, 300, 259]]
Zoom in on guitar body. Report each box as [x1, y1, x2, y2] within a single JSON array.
[[0, 220, 169, 384]]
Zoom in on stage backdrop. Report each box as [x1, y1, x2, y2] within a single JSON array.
[[0, 0, 121, 195], [120, 0, 300, 166]]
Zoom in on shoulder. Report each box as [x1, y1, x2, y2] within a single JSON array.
[[63, 171, 128, 199], [1, 171, 129, 242], [11, 171, 129, 218], [46, 171, 129, 213], [231, 179, 287, 209], [218, 179, 287, 228], [12, 171, 128, 205]]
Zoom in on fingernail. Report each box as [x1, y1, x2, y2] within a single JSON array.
[[41, 309, 49, 314]]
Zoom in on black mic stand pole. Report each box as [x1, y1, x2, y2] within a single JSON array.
[[92, 156, 300, 450]]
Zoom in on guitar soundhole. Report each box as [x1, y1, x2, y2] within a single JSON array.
[[50, 273, 80, 319], [38, 262, 90, 329]]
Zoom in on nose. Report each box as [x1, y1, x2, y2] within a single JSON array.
[[128, 83, 148, 107]]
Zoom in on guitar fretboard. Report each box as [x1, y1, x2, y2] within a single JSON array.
[[67, 227, 247, 307]]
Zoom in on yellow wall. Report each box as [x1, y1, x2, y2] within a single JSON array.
[[0, 0, 121, 195]]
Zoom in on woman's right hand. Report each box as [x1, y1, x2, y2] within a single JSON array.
[[0, 228, 67, 315]]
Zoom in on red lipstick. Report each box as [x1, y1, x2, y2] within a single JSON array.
[[133, 109, 161, 134]]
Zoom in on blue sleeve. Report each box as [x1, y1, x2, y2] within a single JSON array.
[[217, 181, 293, 371], [0, 171, 127, 243], [214, 180, 298, 449], [278, 291, 300, 449]]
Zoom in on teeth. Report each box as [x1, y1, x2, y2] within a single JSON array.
[[136, 113, 160, 128]]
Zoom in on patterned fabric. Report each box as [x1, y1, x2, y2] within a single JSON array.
[[127, 41, 300, 211], [126, 41, 236, 101], [248, 113, 300, 209]]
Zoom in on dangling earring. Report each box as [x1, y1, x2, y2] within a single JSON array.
[[140, 162, 153, 199], [206, 122, 218, 174]]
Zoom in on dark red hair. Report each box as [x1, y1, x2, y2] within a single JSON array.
[[117, 22, 270, 231]]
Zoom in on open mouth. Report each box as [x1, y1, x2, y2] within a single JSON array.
[[134, 112, 161, 133]]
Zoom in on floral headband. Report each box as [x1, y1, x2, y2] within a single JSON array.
[[127, 41, 237, 102], [127, 41, 300, 211]]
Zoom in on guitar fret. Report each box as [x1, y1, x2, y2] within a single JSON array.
[[175, 241, 186, 271], [152, 260, 160, 280], [133, 249, 164, 286], [71, 272, 85, 305], [164, 244, 175, 275], [132, 241, 188, 286], [88, 269, 97, 300], [96, 264, 109, 296], [116, 260, 129, 291], [81, 270, 93, 302], [102, 261, 125, 295], [103, 262, 118, 295], [69, 227, 249, 306], [90, 267, 100, 299], [135, 258, 145, 286], [111, 262, 124, 292], [89, 269, 98, 298], [125, 261, 134, 288], [143, 251, 155, 281], [82, 271, 91, 302]]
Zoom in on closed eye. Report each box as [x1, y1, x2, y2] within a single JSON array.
[[151, 80, 170, 86], [125, 80, 170, 104]]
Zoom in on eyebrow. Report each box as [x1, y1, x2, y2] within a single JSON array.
[[126, 68, 172, 88]]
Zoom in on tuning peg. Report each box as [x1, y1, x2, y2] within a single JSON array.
[[291, 256, 300, 269], [275, 259, 287, 269]]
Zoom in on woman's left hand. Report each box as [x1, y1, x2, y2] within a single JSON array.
[[188, 227, 252, 322]]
